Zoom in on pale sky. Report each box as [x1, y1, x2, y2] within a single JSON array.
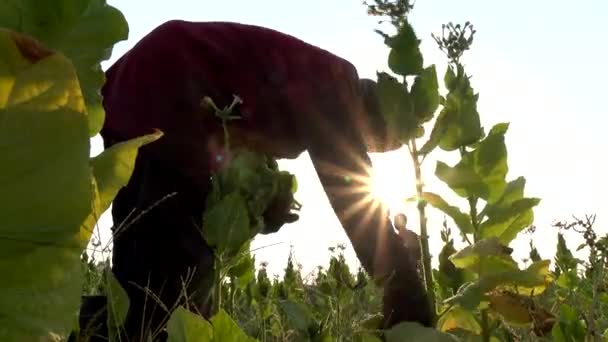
[[91, 0, 607, 278]]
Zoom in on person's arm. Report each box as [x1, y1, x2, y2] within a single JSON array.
[[303, 71, 433, 327]]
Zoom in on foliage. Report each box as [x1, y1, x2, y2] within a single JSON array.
[[0, 2, 156, 341]]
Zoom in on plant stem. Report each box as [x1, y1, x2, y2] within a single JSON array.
[[409, 139, 437, 318], [212, 257, 222, 315], [481, 309, 491, 342]]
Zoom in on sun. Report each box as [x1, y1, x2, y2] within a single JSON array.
[[367, 162, 410, 214]]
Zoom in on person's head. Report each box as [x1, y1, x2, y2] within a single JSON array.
[[358, 78, 402, 153]]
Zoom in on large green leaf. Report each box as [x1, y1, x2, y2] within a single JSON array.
[[90, 132, 163, 212], [437, 305, 481, 334], [385, 21, 423, 76], [478, 174, 540, 243], [106, 265, 129, 342], [166, 306, 214, 342], [418, 105, 451, 155], [421, 192, 474, 234], [479, 198, 540, 243], [435, 123, 509, 203], [437, 65, 483, 151], [0, 0, 129, 136], [376, 71, 417, 142], [411, 65, 440, 123], [203, 191, 251, 257], [0, 29, 91, 341], [449, 238, 516, 272], [210, 309, 258, 342], [384, 322, 458, 342], [278, 300, 317, 333]]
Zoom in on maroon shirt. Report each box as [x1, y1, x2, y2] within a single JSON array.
[[101, 20, 365, 174]]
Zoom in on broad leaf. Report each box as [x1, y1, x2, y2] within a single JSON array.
[[0, 0, 129, 136], [106, 265, 129, 341], [90, 131, 163, 212], [479, 198, 540, 243], [487, 291, 533, 325], [81, 131, 162, 245], [0, 29, 91, 341], [210, 309, 258, 342], [436, 123, 509, 203], [449, 238, 514, 271], [437, 65, 483, 151], [203, 192, 251, 257], [376, 72, 417, 142], [444, 282, 485, 311], [167, 306, 213, 342], [411, 65, 440, 123], [421, 192, 474, 234], [385, 21, 423, 76], [278, 299, 317, 333], [437, 305, 481, 334], [419, 108, 451, 155], [385, 322, 458, 342]]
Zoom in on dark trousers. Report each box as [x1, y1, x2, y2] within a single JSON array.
[[79, 149, 216, 341]]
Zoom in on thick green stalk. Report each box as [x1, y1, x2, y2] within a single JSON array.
[[211, 258, 222, 315], [410, 139, 437, 317], [481, 309, 491, 342]]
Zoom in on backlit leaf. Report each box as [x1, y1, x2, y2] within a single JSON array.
[[411, 65, 440, 123], [437, 305, 481, 334], [385, 21, 423, 76], [0, 29, 90, 341], [421, 192, 475, 234], [0, 0, 129, 136], [376, 72, 417, 142], [166, 306, 213, 342]]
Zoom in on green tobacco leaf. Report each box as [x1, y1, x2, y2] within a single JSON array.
[[411, 65, 440, 123], [279, 299, 316, 333], [487, 291, 533, 325], [0, 0, 129, 136], [471, 123, 509, 203], [0, 29, 91, 341], [106, 265, 129, 341], [166, 306, 213, 342], [481, 177, 526, 219], [476, 260, 553, 298], [421, 192, 474, 234], [203, 192, 251, 256], [418, 108, 451, 155], [479, 198, 540, 243], [81, 131, 162, 245], [437, 65, 483, 151], [449, 238, 516, 272], [227, 249, 256, 289], [90, 131, 163, 212], [210, 309, 258, 341], [437, 305, 481, 334], [436, 123, 509, 203], [376, 72, 417, 142], [555, 233, 578, 274], [385, 322, 458, 342], [385, 21, 423, 76], [551, 304, 586, 342], [444, 282, 484, 310]]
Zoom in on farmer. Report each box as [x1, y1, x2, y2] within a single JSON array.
[[98, 19, 432, 340]]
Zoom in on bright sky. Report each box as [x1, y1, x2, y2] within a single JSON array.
[[91, 0, 607, 278]]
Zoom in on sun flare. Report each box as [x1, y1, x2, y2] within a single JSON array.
[[367, 165, 410, 214]]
